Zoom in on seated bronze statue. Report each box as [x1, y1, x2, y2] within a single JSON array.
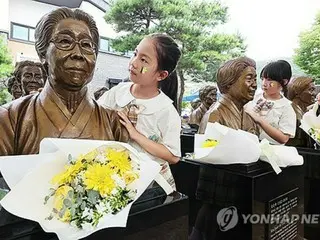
[[0, 8, 128, 155], [199, 57, 259, 135], [7, 76, 23, 100], [286, 76, 316, 147], [189, 85, 217, 126]]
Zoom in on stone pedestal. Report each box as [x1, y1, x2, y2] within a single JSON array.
[[171, 134, 304, 240], [297, 147, 320, 240]]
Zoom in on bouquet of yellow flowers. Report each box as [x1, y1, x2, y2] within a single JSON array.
[[44, 145, 139, 230], [0, 139, 161, 240]]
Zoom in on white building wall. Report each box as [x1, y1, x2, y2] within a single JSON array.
[[79, 1, 118, 39], [0, 0, 10, 32], [9, 0, 58, 29]]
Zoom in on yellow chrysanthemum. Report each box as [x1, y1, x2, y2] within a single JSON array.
[[53, 185, 73, 222], [52, 160, 83, 185], [123, 171, 139, 184], [106, 149, 132, 176], [83, 163, 115, 196], [201, 139, 219, 148]]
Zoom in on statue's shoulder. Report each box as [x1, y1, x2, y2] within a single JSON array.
[[1, 95, 35, 118]]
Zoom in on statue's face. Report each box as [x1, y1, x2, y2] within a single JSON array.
[[300, 82, 316, 105], [11, 80, 23, 99], [46, 18, 96, 91], [21, 66, 44, 94], [228, 66, 257, 103], [204, 88, 217, 107]]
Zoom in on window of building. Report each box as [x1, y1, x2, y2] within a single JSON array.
[[99, 37, 110, 52], [11, 23, 35, 42]]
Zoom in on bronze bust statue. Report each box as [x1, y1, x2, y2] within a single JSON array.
[[94, 86, 108, 100], [198, 57, 259, 135], [0, 8, 128, 155], [189, 85, 217, 126], [286, 76, 315, 147], [190, 98, 201, 111], [15, 60, 47, 95], [287, 76, 315, 120], [7, 76, 23, 100]]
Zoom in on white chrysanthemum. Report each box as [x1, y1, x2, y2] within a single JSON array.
[[111, 188, 118, 195], [81, 222, 94, 231], [111, 174, 125, 188], [78, 170, 86, 181], [95, 154, 107, 164], [128, 190, 137, 199], [82, 208, 94, 220], [75, 184, 84, 193], [95, 201, 108, 214]]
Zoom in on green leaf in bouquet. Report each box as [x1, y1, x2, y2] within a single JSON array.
[[70, 205, 76, 217], [45, 214, 54, 220], [0, 188, 8, 201], [80, 201, 86, 211], [44, 195, 50, 204], [68, 154, 73, 163], [87, 190, 99, 205], [58, 206, 67, 218], [63, 198, 72, 208], [68, 189, 74, 199]]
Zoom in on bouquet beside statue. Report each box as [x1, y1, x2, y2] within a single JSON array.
[[0, 138, 161, 240], [191, 122, 303, 174]]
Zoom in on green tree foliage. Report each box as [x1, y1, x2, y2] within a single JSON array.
[[105, 0, 246, 111], [0, 36, 14, 105], [294, 12, 320, 83]]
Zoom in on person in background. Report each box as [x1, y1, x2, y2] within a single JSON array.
[[98, 33, 182, 190], [246, 60, 296, 145]]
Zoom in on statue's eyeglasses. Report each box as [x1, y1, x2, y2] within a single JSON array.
[[50, 35, 96, 55]]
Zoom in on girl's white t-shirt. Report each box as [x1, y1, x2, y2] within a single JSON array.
[[246, 92, 296, 145], [98, 82, 181, 189]]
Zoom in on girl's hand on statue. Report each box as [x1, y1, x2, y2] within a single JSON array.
[[245, 108, 262, 124], [117, 111, 140, 140]]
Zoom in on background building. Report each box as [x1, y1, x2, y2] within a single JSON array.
[[0, 0, 130, 91]]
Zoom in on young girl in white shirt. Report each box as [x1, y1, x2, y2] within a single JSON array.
[[246, 60, 296, 145], [98, 33, 182, 190]]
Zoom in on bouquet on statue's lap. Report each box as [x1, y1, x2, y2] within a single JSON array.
[[0, 139, 161, 240]]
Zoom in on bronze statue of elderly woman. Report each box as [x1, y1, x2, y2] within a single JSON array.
[[199, 57, 259, 135], [15, 60, 47, 95], [189, 85, 217, 126], [7, 76, 23, 100], [0, 8, 128, 155], [7, 60, 46, 100], [286, 76, 316, 147], [190, 57, 259, 240]]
